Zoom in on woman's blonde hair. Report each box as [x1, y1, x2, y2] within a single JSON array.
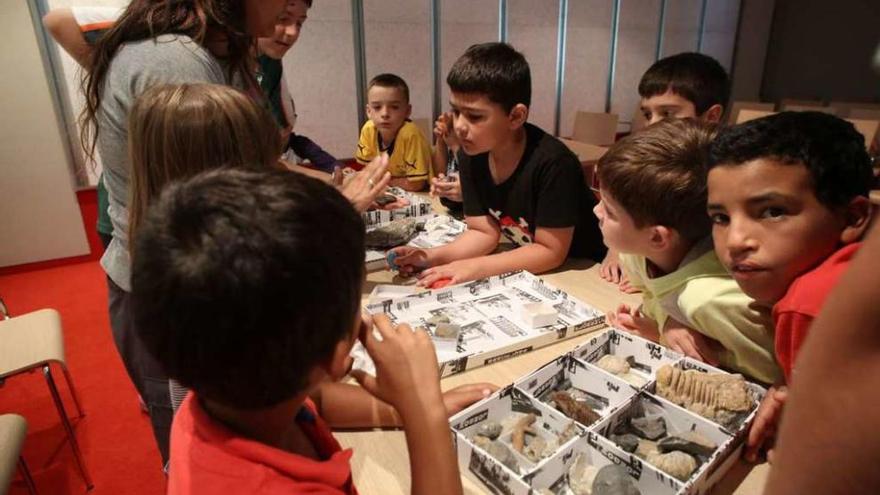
[[127, 83, 281, 247]]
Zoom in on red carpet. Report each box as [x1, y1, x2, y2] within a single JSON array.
[[0, 261, 166, 494]]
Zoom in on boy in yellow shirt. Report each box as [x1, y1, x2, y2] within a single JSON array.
[[355, 73, 432, 192], [595, 119, 780, 384]]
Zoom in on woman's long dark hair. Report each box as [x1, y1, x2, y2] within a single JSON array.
[[80, 0, 257, 162]]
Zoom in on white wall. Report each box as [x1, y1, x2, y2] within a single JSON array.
[[508, 0, 560, 133], [1, 0, 89, 266]]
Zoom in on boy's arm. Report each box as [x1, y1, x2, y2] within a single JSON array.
[[418, 225, 574, 287], [661, 317, 721, 366], [43, 8, 93, 67]]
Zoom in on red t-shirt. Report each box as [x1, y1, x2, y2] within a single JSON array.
[[772, 242, 861, 383], [168, 394, 357, 495]]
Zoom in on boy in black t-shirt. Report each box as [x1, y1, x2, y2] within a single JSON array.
[[391, 43, 605, 286]]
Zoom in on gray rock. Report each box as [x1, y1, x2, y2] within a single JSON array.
[[433, 322, 460, 339], [630, 415, 667, 440], [657, 432, 717, 458], [612, 433, 640, 453], [475, 421, 503, 440], [374, 193, 399, 206], [472, 435, 520, 473], [365, 217, 420, 248], [591, 464, 641, 495]]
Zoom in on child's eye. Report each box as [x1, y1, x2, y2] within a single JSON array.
[[642, 111, 651, 121], [467, 113, 483, 122], [761, 207, 786, 219], [709, 213, 729, 225]]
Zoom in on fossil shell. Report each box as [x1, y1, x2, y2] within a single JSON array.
[[655, 365, 754, 427], [646, 450, 698, 481]]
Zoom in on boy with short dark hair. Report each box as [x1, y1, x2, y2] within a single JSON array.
[[355, 73, 433, 191], [131, 168, 491, 494], [596, 118, 780, 385], [706, 111, 873, 461], [393, 42, 605, 285], [601, 52, 730, 289]]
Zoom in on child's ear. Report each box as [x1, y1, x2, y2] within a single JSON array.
[[701, 104, 724, 123], [840, 196, 872, 244], [648, 225, 676, 250], [508, 103, 529, 129]]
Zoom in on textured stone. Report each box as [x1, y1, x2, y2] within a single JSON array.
[[655, 365, 755, 429], [646, 451, 698, 481], [630, 415, 667, 440], [612, 433, 640, 453], [635, 439, 659, 459], [596, 354, 631, 375], [472, 435, 520, 473], [551, 391, 601, 426], [511, 413, 537, 453], [523, 434, 550, 462], [475, 421, 502, 440], [657, 432, 718, 458], [591, 464, 642, 495], [374, 193, 399, 206], [364, 217, 420, 248]]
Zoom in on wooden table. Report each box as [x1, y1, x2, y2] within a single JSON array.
[[341, 258, 769, 494]]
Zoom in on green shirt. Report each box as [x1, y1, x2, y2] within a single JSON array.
[[620, 238, 782, 384], [96, 174, 112, 235]]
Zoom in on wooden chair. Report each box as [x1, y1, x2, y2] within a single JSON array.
[[727, 101, 775, 124], [571, 111, 618, 146], [849, 108, 880, 121], [830, 101, 880, 117], [0, 306, 93, 490], [778, 98, 824, 110], [0, 414, 37, 495], [735, 109, 777, 124]]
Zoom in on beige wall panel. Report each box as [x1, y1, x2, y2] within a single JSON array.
[[440, 0, 499, 112], [1, 0, 89, 266], [660, 0, 701, 57], [611, 0, 662, 123], [700, 0, 740, 71], [508, 0, 560, 133], [560, 0, 613, 137]]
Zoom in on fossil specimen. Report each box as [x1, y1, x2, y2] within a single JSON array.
[[645, 450, 698, 481], [472, 435, 520, 473], [655, 365, 755, 429], [550, 391, 601, 426], [594, 355, 647, 387], [364, 217, 421, 248], [511, 413, 537, 453], [629, 415, 667, 440], [592, 464, 642, 495], [657, 432, 717, 458], [475, 420, 502, 440]]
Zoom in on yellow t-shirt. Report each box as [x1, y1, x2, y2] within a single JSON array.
[[619, 237, 782, 384], [355, 120, 432, 181]]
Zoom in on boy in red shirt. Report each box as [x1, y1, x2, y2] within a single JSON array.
[[130, 168, 493, 494], [705, 111, 873, 462]]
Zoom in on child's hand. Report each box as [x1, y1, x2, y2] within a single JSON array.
[[341, 154, 391, 212], [442, 383, 498, 417], [417, 259, 481, 287], [663, 322, 721, 367], [388, 246, 431, 274], [745, 386, 788, 463], [430, 174, 462, 202], [600, 249, 623, 283], [351, 314, 443, 417], [606, 304, 660, 341], [434, 112, 459, 149]]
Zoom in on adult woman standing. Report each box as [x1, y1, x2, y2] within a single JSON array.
[[80, 0, 291, 466]]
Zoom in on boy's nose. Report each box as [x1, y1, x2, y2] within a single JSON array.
[[726, 221, 757, 257]]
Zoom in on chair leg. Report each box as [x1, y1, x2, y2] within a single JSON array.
[[18, 457, 39, 495], [59, 363, 86, 418], [43, 366, 94, 490]]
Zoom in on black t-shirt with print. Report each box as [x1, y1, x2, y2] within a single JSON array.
[[458, 123, 606, 261]]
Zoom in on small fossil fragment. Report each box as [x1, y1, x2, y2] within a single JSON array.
[[374, 193, 399, 206], [594, 355, 648, 387], [472, 435, 520, 473], [433, 322, 460, 339], [591, 464, 642, 495], [511, 413, 537, 453], [558, 421, 580, 444], [551, 391, 601, 426], [655, 365, 755, 429], [475, 420, 502, 440], [522, 434, 549, 462], [635, 439, 659, 459], [645, 450, 698, 481], [657, 431, 717, 458], [567, 453, 600, 495], [630, 415, 667, 440]]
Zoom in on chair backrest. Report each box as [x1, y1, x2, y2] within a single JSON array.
[[727, 101, 775, 124], [778, 98, 824, 110], [735, 109, 777, 124], [571, 111, 618, 146], [0, 414, 27, 493], [782, 104, 837, 115], [846, 118, 880, 149]]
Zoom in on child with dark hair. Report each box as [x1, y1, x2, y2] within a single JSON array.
[[706, 111, 873, 462], [392, 42, 605, 286], [596, 119, 779, 384], [601, 52, 730, 289], [131, 168, 493, 494], [355, 73, 433, 191]]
